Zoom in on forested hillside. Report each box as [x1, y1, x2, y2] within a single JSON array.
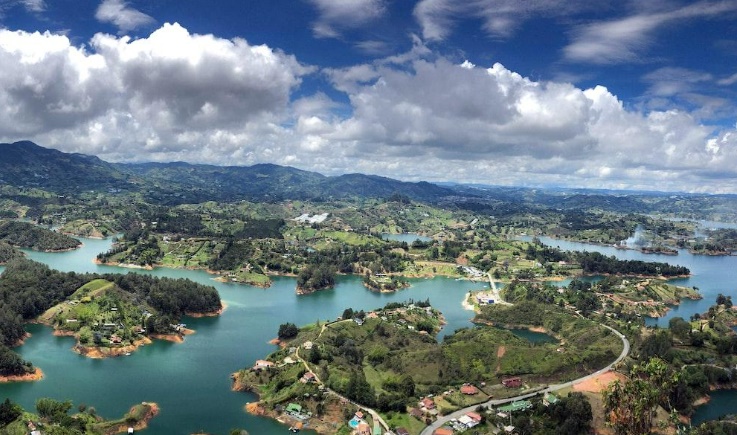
[[0, 220, 81, 251]]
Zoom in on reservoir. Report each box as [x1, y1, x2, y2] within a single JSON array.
[[524, 235, 737, 424], [523, 236, 737, 326], [3, 233, 737, 432], [1, 237, 484, 434]]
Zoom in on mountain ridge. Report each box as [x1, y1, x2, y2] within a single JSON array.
[[0, 141, 456, 203]]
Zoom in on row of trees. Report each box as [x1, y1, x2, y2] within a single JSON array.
[[575, 251, 690, 277]]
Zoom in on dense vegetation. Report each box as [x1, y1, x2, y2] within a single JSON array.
[[0, 396, 158, 434], [239, 301, 621, 419], [0, 258, 221, 372], [0, 241, 22, 264], [574, 251, 689, 276], [0, 220, 81, 251]]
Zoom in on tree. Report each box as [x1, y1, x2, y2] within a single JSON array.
[[277, 322, 299, 340], [36, 397, 73, 423], [668, 317, 691, 339], [0, 398, 21, 426], [603, 358, 679, 435]]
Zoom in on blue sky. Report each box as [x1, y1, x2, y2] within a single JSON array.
[[1, 0, 736, 193]]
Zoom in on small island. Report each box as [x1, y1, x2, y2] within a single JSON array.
[[0, 257, 222, 374], [0, 397, 158, 434]]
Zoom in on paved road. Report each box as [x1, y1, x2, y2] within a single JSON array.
[[420, 323, 630, 435]]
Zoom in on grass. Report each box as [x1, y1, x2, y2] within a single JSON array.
[[382, 411, 426, 435]]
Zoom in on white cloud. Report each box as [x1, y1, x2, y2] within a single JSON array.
[[307, 0, 385, 38], [413, 0, 601, 41], [642, 67, 713, 97], [1, 23, 736, 192], [95, 0, 155, 33], [564, 1, 737, 64], [718, 72, 737, 85], [0, 23, 310, 162], [21, 0, 44, 12], [317, 57, 737, 191], [0, 0, 45, 15]]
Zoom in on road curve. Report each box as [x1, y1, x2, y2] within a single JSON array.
[[420, 323, 630, 435]]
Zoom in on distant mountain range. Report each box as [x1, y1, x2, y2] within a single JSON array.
[[0, 141, 456, 203], [2, 141, 736, 221]]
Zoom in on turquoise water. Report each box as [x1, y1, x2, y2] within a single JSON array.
[[380, 233, 433, 243], [524, 235, 737, 422], [5, 234, 737, 431], [349, 417, 360, 428], [525, 236, 737, 326], [2, 238, 484, 434]]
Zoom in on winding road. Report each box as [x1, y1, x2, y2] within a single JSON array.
[[419, 323, 630, 435], [294, 309, 629, 435]]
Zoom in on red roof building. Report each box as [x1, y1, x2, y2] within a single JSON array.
[[460, 384, 479, 395], [466, 411, 482, 422], [502, 377, 522, 388], [420, 397, 435, 409]]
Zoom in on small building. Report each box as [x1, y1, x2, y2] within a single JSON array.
[[466, 411, 482, 423], [543, 392, 560, 406], [497, 400, 532, 413], [253, 360, 275, 371], [303, 341, 313, 350], [433, 428, 453, 435], [286, 403, 302, 415], [396, 428, 410, 435], [301, 372, 317, 383], [459, 414, 478, 428], [460, 384, 479, 395], [502, 377, 522, 388], [420, 397, 435, 410], [355, 411, 364, 419], [353, 317, 364, 326]]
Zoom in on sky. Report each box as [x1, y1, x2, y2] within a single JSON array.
[[0, 0, 736, 193]]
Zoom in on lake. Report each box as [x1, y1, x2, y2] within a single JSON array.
[[523, 235, 737, 423], [2, 237, 486, 434], [4, 234, 737, 431], [522, 236, 737, 326]]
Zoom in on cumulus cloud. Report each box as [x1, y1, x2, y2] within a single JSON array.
[[413, 0, 602, 41], [1, 22, 736, 192], [95, 0, 155, 33], [307, 0, 385, 38], [0, 23, 310, 160], [564, 1, 737, 64], [316, 57, 737, 192]]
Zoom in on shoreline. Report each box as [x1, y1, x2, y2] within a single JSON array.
[[73, 336, 153, 359], [0, 367, 43, 383]]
